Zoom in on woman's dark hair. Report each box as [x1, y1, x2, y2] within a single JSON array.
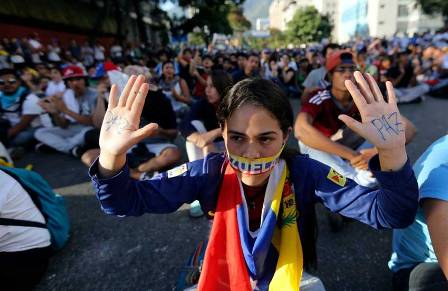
[[209, 70, 233, 100], [217, 78, 293, 135], [217, 78, 318, 269]]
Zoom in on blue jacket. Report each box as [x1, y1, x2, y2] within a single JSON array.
[[90, 153, 418, 235]]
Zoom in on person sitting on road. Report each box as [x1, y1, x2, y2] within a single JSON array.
[[34, 65, 96, 156], [0, 168, 51, 290], [181, 70, 233, 217], [158, 60, 192, 122], [89, 73, 418, 290], [385, 50, 430, 104], [388, 134, 448, 291], [295, 51, 417, 188], [232, 52, 260, 83], [0, 68, 43, 149]]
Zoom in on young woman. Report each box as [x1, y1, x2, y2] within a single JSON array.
[[90, 73, 418, 290], [181, 70, 233, 217]]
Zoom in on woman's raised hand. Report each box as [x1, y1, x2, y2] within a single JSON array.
[[339, 72, 407, 171], [98, 75, 158, 176]]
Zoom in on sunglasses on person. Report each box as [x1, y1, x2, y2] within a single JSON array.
[[0, 78, 17, 85], [333, 66, 357, 73]]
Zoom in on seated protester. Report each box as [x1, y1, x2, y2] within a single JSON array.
[[279, 54, 299, 98], [386, 50, 429, 103], [177, 47, 195, 90], [181, 70, 232, 161], [295, 51, 417, 188], [356, 48, 379, 81], [190, 54, 214, 100], [34, 65, 96, 156], [263, 56, 281, 82], [45, 67, 65, 98], [90, 74, 418, 290], [158, 61, 192, 122], [301, 43, 341, 101], [232, 52, 260, 83], [0, 169, 51, 290], [389, 135, 448, 291], [128, 79, 182, 180], [181, 70, 233, 217], [0, 68, 42, 148], [222, 57, 236, 74], [295, 57, 312, 94]]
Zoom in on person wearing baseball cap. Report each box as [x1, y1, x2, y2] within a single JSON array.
[[34, 64, 97, 157], [0, 68, 43, 149], [294, 50, 417, 231]]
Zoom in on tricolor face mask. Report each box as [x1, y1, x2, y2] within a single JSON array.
[[227, 144, 285, 175]]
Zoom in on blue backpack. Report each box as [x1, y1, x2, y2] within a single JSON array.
[[0, 166, 70, 251]]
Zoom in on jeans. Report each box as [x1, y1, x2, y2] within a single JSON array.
[[299, 140, 377, 188], [393, 262, 448, 291]]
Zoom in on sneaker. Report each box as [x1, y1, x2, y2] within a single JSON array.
[[70, 146, 85, 158], [35, 143, 55, 153], [189, 200, 204, 218]]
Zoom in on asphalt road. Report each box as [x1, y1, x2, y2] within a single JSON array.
[[20, 95, 448, 291]]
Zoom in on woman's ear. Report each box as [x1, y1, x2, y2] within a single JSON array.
[[283, 127, 292, 145]]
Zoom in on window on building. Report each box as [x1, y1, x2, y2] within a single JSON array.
[[380, 4, 385, 8], [379, 21, 384, 25], [398, 5, 408, 17]]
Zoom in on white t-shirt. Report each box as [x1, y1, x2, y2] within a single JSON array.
[[62, 88, 97, 122], [2, 93, 43, 127], [45, 80, 66, 97], [94, 45, 105, 61], [0, 170, 51, 252]]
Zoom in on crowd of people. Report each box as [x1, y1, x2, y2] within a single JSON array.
[[1, 30, 448, 290]]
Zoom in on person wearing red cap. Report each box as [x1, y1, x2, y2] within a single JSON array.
[[34, 65, 97, 156], [294, 51, 417, 231]]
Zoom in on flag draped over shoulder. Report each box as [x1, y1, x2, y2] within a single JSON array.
[[198, 160, 303, 291]]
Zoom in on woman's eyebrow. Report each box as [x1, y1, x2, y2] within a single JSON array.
[[228, 130, 278, 136]]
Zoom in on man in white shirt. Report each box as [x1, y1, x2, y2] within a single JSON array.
[[0, 169, 51, 290], [0, 68, 42, 148], [301, 43, 341, 101], [35, 65, 96, 156]]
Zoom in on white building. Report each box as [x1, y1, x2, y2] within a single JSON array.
[[256, 18, 270, 31], [269, 0, 339, 36], [269, 0, 444, 43], [338, 0, 444, 43]]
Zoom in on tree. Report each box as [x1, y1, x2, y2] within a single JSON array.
[[416, 0, 448, 26], [227, 5, 251, 33], [168, 0, 246, 44], [285, 6, 333, 45]]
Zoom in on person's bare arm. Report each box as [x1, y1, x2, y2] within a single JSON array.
[[423, 198, 448, 278], [172, 79, 192, 104], [155, 127, 178, 140], [7, 115, 36, 138], [295, 111, 358, 160], [92, 92, 107, 128], [282, 69, 294, 83]]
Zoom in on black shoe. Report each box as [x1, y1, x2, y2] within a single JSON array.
[[35, 143, 56, 154], [70, 146, 85, 158]]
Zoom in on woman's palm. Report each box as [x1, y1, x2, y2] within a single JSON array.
[[99, 75, 158, 156]]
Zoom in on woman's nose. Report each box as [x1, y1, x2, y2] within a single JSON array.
[[243, 143, 261, 159]]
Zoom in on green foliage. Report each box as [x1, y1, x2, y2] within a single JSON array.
[[285, 6, 333, 45], [188, 31, 206, 46], [417, 0, 448, 17], [173, 0, 246, 43], [228, 5, 251, 33]]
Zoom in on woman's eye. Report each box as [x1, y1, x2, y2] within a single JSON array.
[[259, 137, 273, 144], [230, 135, 244, 142]]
